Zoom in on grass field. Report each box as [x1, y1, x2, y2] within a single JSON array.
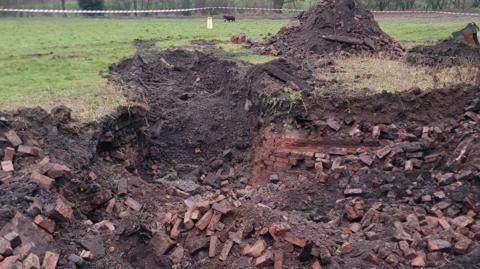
[[0, 16, 477, 120]]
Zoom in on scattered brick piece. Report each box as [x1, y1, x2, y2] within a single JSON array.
[[3, 232, 21, 248], [209, 236, 218, 258], [117, 178, 128, 196], [2, 148, 14, 162], [376, 146, 392, 159], [453, 239, 472, 254], [344, 188, 363, 196], [124, 197, 142, 211], [274, 250, 283, 269], [31, 171, 54, 189], [33, 157, 50, 174], [340, 242, 353, 255], [372, 125, 381, 138], [4, 130, 22, 147], [218, 239, 233, 261], [282, 232, 306, 248], [207, 212, 222, 232], [13, 243, 34, 260], [212, 202, 231, 215], [0, 256, 18, 269], [1, 161, 13, 172], [93, 220, 115, 231], [105, 198, 116, 214], [452, 216, 474, 228], [46, 163, 71, 178], [196, 210, 213, 231], [46, 196, 74, 222], [0, 238, 12, 256], [255, 250, 273, 267], [170, 218, 182, 240], [244, 239, 266, 257], [269, 223, 291, 238], [345, 199, 364, 221], [410, 255, 425, 267], [170, 246, 184, 264], [358, 154, 373, 166], [311, 260, 322, 269], [23, 253, 40, 269], [34, 215, 55, 234], [427, 239, 452, 251], [41, 251, 59, 269], [17, 145, 34, 156]]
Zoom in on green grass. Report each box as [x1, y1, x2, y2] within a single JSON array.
[[377, 16, 478, 45], [0, 16, 477, 120]]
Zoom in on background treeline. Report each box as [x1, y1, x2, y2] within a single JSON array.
[[0, 0, 478, 12]]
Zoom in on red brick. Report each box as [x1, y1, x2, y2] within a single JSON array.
[[23, 253, 40, 269], [17, 145, 35, 156], [196, 210, 213, 231], [207, 212, 222, 232], [34, 215, 55, 234], [243, 239, 266, 257], [124, 197, 142, 211], [255, 250, 273, 267], [0, 256, 18, 269], [340, 242, 353, 254], [1, 161, 13, 172], [218, 239, 233, 261], [311, 260, 322, 269], [31, 171, 54, 189], [372, 126, 381, 138], [2, 148, 14, 162], [47, 197, 74, 222], [3, 232, 21, 248], [80, 250, 94, 261], [453, 239, 472, 254], [274, 250, 283, 269], [410, 254, 425, 267], [209, 235, 218, 258], [41, 251, 59, 269], [269, 223, 291, 238], [170, 218, 182, 240], [46, 163, 71, 178], [105, 198, 116, 214], [33, 157, 50, 174], [282, 232, 306, 248], [4, 130, 22, 147], [427, 239, 451, 251], [376, 146, 391, 159]]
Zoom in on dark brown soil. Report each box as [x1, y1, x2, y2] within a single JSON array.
[[252, 0, 404, 58], [407, 38, 480, 66]]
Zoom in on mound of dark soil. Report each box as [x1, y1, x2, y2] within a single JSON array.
[[253, 0, 403, 58], [407, 38, 480, 66]]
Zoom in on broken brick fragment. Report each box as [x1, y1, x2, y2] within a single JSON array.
[[23, 253, 40, 269], [219, 239, 233, 261], [427, 239, 451, 251], [150, 231, 175, 256], [453, 239, 472, 254], [255, 250, 273, 267], [376, 146, 392, 159], [46, 163, 71, 178], [209, 235, 218, 258], [344, 199, 364, 221], [244, 239, 266, 257], [207, 212, 222, 232], [34, 215, 55, 234], [46, 196, 74, 222], [274, 250, 283, 269], [311, 260, 322, 269], [124, 197, 142, 211], [4, 130, 22, 147], [41, 251, 59, 269], [1, 161, 13, 172], [196, 210, 213, 231], [2, 148, 14, 162], [31, 171, 54, 189], [0, 256, 18, 269], [282, 232, 306, 248]]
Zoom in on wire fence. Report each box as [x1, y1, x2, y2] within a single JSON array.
[[0, 7, 480, 16]]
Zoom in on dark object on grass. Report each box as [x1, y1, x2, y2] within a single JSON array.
[[223, 15, 236, 22]]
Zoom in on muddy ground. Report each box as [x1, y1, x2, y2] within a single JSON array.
[[0, 46, 479, 269]]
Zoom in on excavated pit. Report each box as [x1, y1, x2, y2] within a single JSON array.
[[0, 48, 480, 268]]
